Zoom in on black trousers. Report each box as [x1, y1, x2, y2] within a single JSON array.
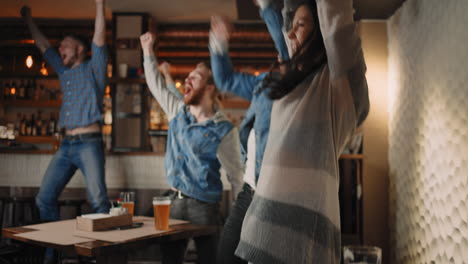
[[216, 183, 254, 264], [161, 192, 222, 264]]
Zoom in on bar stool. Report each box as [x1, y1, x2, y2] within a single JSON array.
[[1, 196, 39, 228], [0, 196, 38, 264]]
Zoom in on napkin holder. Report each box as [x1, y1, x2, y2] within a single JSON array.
[[76, 214, 133, 231]]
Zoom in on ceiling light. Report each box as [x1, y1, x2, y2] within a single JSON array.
[[26, 55, 33, 68]]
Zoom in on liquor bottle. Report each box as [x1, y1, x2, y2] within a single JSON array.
[[48, 112, 57, 136], [18, 80, 26, 99], [36, 111, 43, 136], [41, 112, 48, 136], [10, 81, 17, 100], [26, 114, 32, 136], [31, 114, 37, 136], [20, 114, 27, 136], [15, 113, 22, 136], [103, 85, 112, 125]]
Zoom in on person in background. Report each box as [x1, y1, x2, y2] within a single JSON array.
[[235, 0, 370, 262], [21, 0, 109, 263], [209, 0, 289, 262], [140, 31, 244, 264]]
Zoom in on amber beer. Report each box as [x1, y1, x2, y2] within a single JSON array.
[[153, 197, 171, 230], [119, 192, 135, 216], [121, 202, 135, 216]]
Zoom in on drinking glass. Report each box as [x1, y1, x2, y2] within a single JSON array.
[[119, 191, 135, 216], [152, 196, 171, 230], [343, 245, 381, 264]]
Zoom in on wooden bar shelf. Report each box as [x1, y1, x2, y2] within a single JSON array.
[[2, 100, 62, 108], [15, 136, 60, 150]]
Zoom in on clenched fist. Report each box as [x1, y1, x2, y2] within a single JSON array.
[[140, 32, 156, 51], [210, 15, 233, 44]]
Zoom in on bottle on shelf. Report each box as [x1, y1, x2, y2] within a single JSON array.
[[103, 85, 112, 125], [39, 85, 49, 100], [41, 112, 48, 136], [14, 113, 22, 137], [26, 114, 32, 136], [18, 80, 26, 99], [9, 81, 17, 100], [31, 113, 37, 136], [36, 111, 43, 136], [20, 114, 27, 136], [48, 112, 57, 136]]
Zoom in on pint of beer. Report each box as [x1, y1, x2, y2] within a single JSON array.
[[120, 192, 135, 216], [153, 196, 171, 230], [121, 201, 135, 216]]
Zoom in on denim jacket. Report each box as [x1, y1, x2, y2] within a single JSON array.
[[209, 2, 288, 183], [166, 107, 234, 203]]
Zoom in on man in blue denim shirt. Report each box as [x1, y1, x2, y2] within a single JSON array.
[[209, 0, 289, 263], [140, 32, 243, 264], [21, 1, 109, 263]]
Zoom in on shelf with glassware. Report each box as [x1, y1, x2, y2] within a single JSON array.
[[110, 12, 151, 152], [109, 79, 151, 152]]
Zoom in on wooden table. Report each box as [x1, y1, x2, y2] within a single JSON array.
[[2, 218, 217, 264]]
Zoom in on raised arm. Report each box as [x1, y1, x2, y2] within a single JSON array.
[[315, 0, 369, 125], [313, 0, 361, 78], [93, 0, 106, 47], [141, 32, 184, 120], [159, 61, 183, 99], [20, 6, 51, 53], [254, 0, 289, 61], [209, 16, 262, 100]]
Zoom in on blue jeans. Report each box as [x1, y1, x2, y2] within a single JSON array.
[[36, 132, 110, 222], [216, 183, 254, 264], [161, 191, 222, 264]]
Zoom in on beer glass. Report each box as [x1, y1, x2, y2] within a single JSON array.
[[119, 191, 135, 216], [343, 245, 381, 264], [153, 196, 171, 230]]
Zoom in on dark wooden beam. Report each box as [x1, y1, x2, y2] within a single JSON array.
[[236, 0, 261, 20]]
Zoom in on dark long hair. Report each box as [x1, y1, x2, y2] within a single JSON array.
[[263, 1, 327, 100]]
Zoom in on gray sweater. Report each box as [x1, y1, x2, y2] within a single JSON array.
[[235, 0, 370, 263]]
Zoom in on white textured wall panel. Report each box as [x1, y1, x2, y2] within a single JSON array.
[[0, 154, 233, 190], [388, 0, 468, 263]]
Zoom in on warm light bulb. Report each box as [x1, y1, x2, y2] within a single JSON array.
[[254, 71, 260, 76], [175, 81, 182, 88], [26, 55, 33, 68], [40, 62, 48, 76], [105, 85, 111, 96]]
